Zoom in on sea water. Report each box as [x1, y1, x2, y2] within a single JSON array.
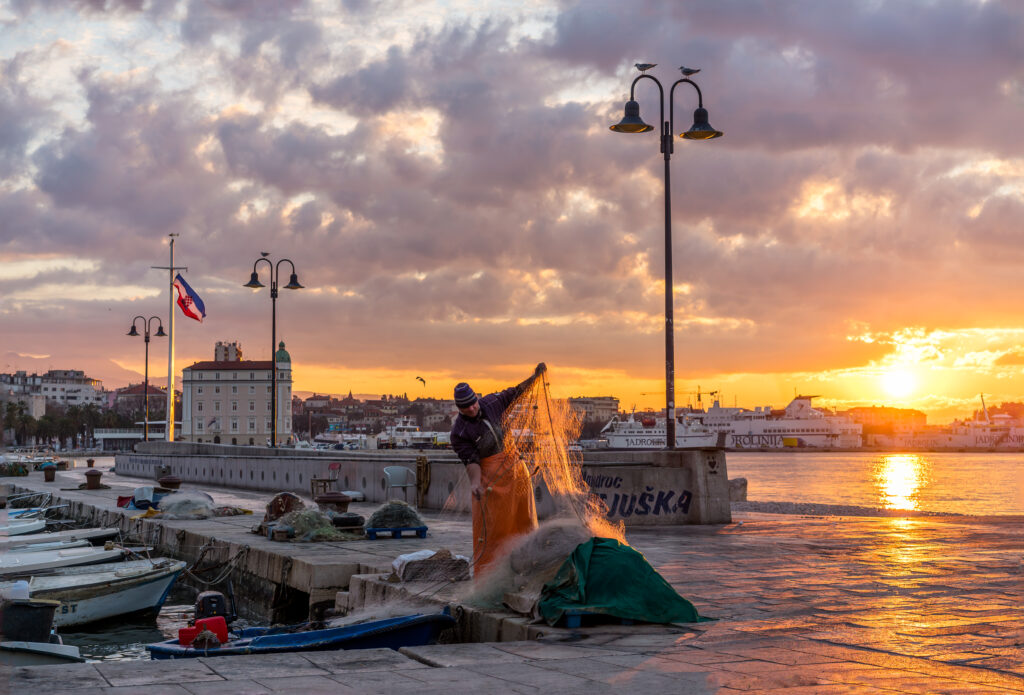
[[727, 450, 1024, 516]]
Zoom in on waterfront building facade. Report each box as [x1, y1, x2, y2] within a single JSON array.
[[0, 369, 107, 407], [568, 396, 621, 423], [180, 341, 293, 446]]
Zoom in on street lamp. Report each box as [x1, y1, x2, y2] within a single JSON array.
[[244, 256, 303, 448], [610, 65, 722, 449], [127, 315, 167, 442]]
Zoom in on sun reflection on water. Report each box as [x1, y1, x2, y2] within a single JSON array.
[[874, 454, 930, 510]]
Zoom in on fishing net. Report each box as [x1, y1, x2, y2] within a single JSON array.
[[159, 491, 216, 519], [366, 500, 425, 529], [277, 509, 353, 542]]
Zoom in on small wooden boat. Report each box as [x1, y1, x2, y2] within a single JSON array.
[[0, 519, 46, 536], [2, 539, 90, 553], [0, 641, 85, 666], [0, 545, 127, 576], [0, 527, 120, 550], [147, 610, 456, 659], [0, 558, 186, 627]]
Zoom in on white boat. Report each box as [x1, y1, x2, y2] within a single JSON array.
[[600, 412, 721, 449], [601, 395, 863, 450], [0, 641, 84, 665], [0, 545, 127, 576], [2, 539, 90, 554], [1, 558, 187, 627], [0, 518, 47, 536], [0, 527, 119, 550]]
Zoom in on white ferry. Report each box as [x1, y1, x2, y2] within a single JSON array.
[[601, 396, 862, 450], [600, 412, 723, 449]]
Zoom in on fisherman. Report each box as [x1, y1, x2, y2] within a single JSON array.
[[450, 362, 547, 577]]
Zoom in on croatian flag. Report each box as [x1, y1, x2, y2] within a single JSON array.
[[173, 273, 206, 322]]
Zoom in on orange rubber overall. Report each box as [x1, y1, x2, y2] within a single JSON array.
[[472, 452, 538, 579]]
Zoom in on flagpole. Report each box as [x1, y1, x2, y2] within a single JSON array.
[[153, 234, 187, 442], [166, 235, 176, 441]]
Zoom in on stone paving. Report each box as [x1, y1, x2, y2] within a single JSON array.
[[3, 464, 1024, 693]]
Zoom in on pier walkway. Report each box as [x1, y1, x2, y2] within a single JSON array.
[[3, 462, 1024, 693]]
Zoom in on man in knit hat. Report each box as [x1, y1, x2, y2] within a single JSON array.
[[450, 362, 546, 578]]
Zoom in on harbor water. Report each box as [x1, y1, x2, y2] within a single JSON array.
[[29, 450, 1024, 660], [727, 450, 1024, 516]]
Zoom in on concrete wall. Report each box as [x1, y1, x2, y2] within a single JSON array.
[[116, 443, 730, 525]]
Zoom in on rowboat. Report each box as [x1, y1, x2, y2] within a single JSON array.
[[0, 527, 120, 550], [0, 518, 46, 536], [2, 539, 90, 553], [0, 641, 85, 665], [0, 545, 127, 576], [0, 558, 186, 627], [147, 610, 456, 659], [0, 598, 85, 665]]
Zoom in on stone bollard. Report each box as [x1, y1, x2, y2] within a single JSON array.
[[42, 464, 56, 482], [729, 477, 748, 502], [157, 475, 182, 490], [85, 469, 103, 490], [86, 458, 95, 468]]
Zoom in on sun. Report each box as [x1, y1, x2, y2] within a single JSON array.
[[881, 368, 917, 399]]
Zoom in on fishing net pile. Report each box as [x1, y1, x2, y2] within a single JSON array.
[[367, 500, 424, 529], [159, 491, 216, 519], [277, 508, 355, 542]]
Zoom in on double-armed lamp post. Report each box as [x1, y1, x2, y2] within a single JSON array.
[[127, 315, 166, 442], [244, 256, 303, 448], [610, 65, 723, 449]]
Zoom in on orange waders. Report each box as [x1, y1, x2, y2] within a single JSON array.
[[472, 452, 538, 579]]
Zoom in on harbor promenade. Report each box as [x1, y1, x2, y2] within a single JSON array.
[[3, 462, 1024, 693]]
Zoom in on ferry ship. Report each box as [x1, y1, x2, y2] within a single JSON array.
[[601, 396, 863, 450], [600, 412, 723, 449]]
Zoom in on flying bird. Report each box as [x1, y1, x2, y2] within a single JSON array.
[[260, 251, 269, 257], [679, 66, 700, 77], [635, 63, 656, 73], [416, 376, 426, 386]]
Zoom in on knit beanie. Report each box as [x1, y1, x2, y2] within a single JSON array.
[[454, 382, 478, 408]]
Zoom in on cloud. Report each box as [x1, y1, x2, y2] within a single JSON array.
[[4, 0, 1024, 420]]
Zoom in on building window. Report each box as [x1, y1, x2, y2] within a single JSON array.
[[197, 402, 204, 412], [231, 401, 238, 412], [248, 385, 255, 394], [266, 401, 271, 411], [231, 418, 238, 432], [248, 418, 255, 432], [215, 373, 220, 379], [266, 385, 271, 393], [198, 373, 203, 380], [232, 372, 237, 380], [196, 421, 204, 432], [249, 372, 254, 380], [265, 418, 271, 431], [214, 401, 221, 412], [197, 387, 203, 395], [249, 401, 255, 411], [231, 385, 238, 394], [215, 386, 221, 394]]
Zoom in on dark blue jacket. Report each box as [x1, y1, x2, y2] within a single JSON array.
[[450, 378, 533, 466]]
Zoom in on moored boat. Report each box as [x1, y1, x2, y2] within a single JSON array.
[[0, 545, 127, 576], [0, 518, 47, 536], [0, 558, 186, 627], [0, 527, 120, 550], [147, 610, 456, 659]]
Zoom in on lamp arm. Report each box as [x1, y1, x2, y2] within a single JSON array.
[[669, 78, 704, 134], [276, 258, 297, 278], [252, 256, 273, 278], [630, 74, 665, 126]]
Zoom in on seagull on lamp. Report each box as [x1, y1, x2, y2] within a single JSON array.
[[679, 66, 701, 77], [635, 63, 656, 73]]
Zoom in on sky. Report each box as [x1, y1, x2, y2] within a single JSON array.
[[2, 0, 1024, 424]]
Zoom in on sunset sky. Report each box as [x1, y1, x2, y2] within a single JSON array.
[[2, 0, 1024, 423]]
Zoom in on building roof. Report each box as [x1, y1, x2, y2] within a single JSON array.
[[275, 341, 290, 363], [117, 383, 167, 396], [185, 360, 276, 371]]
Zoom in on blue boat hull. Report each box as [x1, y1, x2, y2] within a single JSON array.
[[146, 611, 455, 659]]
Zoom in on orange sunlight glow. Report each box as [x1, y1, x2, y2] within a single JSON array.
[[881, 368, 917, 399], [874, 454, 929, 511]]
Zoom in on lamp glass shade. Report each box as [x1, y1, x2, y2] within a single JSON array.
[[244, 271, 265, 289], [284, 273, 303, 290], [127, 325, 139, 336], [681, 107, 723, 140], [610, 100, 654, 133], [155, 325, 167, 337]]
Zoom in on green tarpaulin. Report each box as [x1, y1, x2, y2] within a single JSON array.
[[538, 536, 708, 626]]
